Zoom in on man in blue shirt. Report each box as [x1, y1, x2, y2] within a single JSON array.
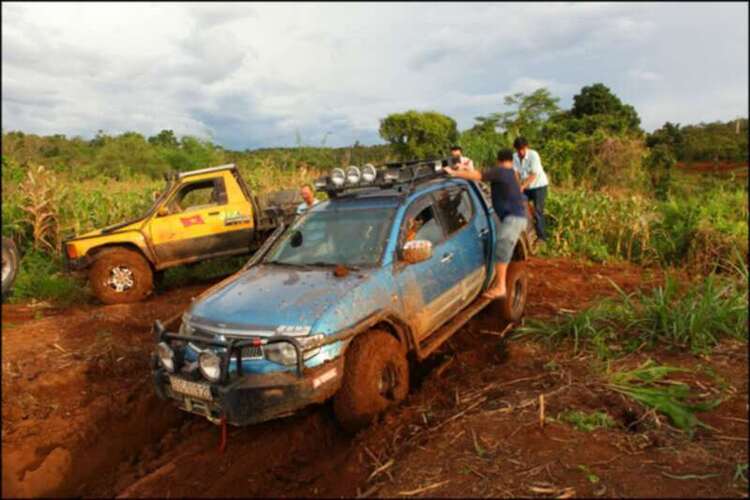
[[445, 148, 527, 300], [513, 137, 549, 242]]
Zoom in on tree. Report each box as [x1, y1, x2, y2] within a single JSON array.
[[571, 83, 641, 133], [645, 144, 675, 200], [379, 111, 458, 160], [148, 129, 179, 148]]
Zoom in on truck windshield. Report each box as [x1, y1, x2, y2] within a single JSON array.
[[265, 208, 395, 268]]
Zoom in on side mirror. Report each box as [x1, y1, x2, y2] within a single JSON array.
[[401, 240, 432, 264], [157, 206, 170, 217]]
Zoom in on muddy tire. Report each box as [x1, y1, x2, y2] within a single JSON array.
[[89, 247, 153, 304], [2, 237, 20, 300], [333, 329, 409, 432], [492, 260, 528, 322]]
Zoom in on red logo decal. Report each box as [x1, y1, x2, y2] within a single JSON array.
[[180, 215, 205, 227]]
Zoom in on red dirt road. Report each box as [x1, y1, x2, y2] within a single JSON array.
[[1, 258, 747, 498]]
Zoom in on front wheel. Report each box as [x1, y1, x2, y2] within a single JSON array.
[[2, 237, 20, 300], [333, 329, 409, 432], [89, 248, 153, 304]]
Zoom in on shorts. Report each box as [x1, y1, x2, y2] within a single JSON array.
[[494, 215, 527, 263]]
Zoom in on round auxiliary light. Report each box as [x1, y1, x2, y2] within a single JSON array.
[[156, 342, 175, 373], [362, 164, 377, 183], [330, 168, 345, 187], [346, 166, 361, 184], [198, 351, 222, 382]]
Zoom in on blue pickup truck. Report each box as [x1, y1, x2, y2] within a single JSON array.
[[152, 160, 531, 430]]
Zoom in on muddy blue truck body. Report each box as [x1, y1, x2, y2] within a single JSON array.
[[152, 161, 530, 428]]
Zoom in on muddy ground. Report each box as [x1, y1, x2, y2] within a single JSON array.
[[2, 257, 747, 498]]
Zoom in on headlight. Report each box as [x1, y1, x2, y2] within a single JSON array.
[[264, 342, 298, 366], [265, 335, 323, 365], [331, 168, 345, 187], [362, 164, 377, 183], [198, 351, 222, 382], [157, 342, 175, 373], [346, 166, 361, 184]]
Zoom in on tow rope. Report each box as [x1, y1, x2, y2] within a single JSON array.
[[219, 414, 227, 454]]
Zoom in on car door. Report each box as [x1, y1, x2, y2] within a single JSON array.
[[433, 185, 488, 307], [394, 193, 464, 340], [149, 176, 242, 265]]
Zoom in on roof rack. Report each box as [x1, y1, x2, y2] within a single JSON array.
[[314, 158, 453, 197]]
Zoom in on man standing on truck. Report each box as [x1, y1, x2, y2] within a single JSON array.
[[512, 137, 548, 242], [445, 149, 528, 300], [297, 184, 320, 215], [450, 145, 475, 171]]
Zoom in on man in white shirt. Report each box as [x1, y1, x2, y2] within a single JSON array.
[[296, 184, 320, 215], [512, 137, 549, 242], [450, 146, 475, 172]]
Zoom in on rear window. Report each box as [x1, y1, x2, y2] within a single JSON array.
[[434, 188, 473, 236]]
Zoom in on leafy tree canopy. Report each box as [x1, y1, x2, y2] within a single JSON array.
[[379, 110, 458, 160]]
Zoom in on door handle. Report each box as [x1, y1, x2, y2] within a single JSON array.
[[479, 228, 489, 237], [441, 252, 454, 263], [208, 211, 220, 216]]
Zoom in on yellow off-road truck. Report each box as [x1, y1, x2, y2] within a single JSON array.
[[64, 164, 301, 304]]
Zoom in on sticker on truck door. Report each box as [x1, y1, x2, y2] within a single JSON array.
[[224, 210, 251, 226], [180, 215, 205, 227]]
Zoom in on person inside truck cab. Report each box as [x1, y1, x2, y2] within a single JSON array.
[[296, 184, 320, 215], [445, 148, 528, 300], [450, 145, 475, 172]]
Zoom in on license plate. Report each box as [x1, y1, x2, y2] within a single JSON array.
[[170, 376, 212, 401]]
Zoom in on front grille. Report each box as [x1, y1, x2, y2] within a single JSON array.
[[241, 345, 264, 360]]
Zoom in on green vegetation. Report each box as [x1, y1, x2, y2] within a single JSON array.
[[1, 80, 747, 305], [577, 464, 601, 484], [378, 110, 459, 160], [607, 360, 722, 436], [557, 410, 616, 432], [11, 250, 85, 305], [519, 263, 748, 359], [648, 119, 748, 163]]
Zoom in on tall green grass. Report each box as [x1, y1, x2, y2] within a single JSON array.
[[519, 261, 748, 359], [539, 175, 748, 272]]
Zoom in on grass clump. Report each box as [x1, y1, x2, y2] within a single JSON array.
[[10, 250, 85, 305], [519, 265, 748, 359], [557, 410, 615, 432], [606, 360, 721, 437]]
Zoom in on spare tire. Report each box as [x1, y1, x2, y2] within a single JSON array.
[[1, 237, 20, 300]]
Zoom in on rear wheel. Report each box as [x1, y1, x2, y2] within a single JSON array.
[[2, 237, 20, 300], [333, 329, 409, 432], [490, 260, 528, 323], [89, 248, 153, 304]]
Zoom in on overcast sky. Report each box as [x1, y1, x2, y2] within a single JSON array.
[[2, 2, 748, 149]]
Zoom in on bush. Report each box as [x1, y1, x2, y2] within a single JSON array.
[[10, 250, 85, 304]]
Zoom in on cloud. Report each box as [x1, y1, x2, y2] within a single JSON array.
[[1, 2, 747, 147]]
